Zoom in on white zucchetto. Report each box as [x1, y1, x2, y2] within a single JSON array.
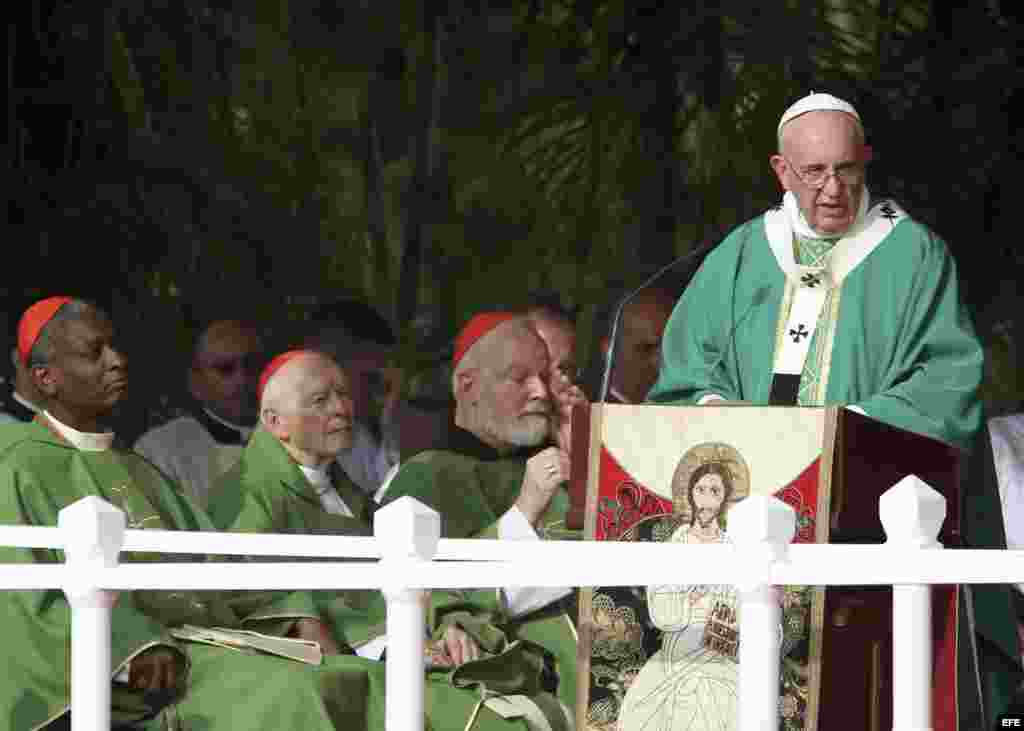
[[778, 92, 861, 135]]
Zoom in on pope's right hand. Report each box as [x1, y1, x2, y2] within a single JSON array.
[[516, 446, 569, 527]]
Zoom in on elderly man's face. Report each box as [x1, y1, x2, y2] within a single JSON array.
[[476, 332, 552, 450], [772, 111, 868, 236], [40, 307, 128, 419], [273, 357, 355, 463], [191, 321, 263, 426], [529, 314, 577, 405]]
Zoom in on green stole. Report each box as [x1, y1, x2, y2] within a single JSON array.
[[791, 234, 839, 406]]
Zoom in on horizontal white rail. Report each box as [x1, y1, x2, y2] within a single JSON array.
[[2, 547, 1024, 590], [0, 476, 1008, 731]]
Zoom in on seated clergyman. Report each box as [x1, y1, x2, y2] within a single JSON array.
[[0, 298, 559, 731], [382, 312, 580, 714], [208, 348, 573, 729]]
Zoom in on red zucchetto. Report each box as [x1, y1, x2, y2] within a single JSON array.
[[257, 349, 319, 403], [452, 312, 516, 370], [17, 296, 73, 367]]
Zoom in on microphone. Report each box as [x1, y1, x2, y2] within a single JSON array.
[[597, 234, 724, 403]]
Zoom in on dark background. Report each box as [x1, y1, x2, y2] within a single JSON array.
[[6, 0, 1023, 430]]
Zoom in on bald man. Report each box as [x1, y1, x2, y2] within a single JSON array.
[[382, 313, 579, 717], [134, 319, 264, 507], [600, 288, 676, 405], [207, 349, 373, 535]]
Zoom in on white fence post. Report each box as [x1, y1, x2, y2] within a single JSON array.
[[375, 497, 441, 731], [58, 497, 125, 731], [730, 495, 797, 731], [880, 475, 945, 731]]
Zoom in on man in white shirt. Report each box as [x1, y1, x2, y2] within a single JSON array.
[[134, 319, 263, 507]]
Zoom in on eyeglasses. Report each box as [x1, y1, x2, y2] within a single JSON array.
[[783, 157, 865, 189]]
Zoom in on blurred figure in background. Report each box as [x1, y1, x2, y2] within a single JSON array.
[[134, 318, 264, 507]]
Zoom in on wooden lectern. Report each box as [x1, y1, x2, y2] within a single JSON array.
[[568, 403, 962, 731]]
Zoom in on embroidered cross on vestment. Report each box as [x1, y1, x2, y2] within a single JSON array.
[[790, 324, 810, 343], [879, 202, 899, 223]]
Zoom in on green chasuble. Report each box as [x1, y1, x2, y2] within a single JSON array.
[[208, 427, 374, 536], [648, 200, 983, 451], [384, 427, 579, 714], [209, 427, 569, 731], [649, 200, 1016, 723], [0, 419, 531, 731]]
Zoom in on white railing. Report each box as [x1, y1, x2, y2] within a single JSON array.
[[1, 474, 1023, 731]]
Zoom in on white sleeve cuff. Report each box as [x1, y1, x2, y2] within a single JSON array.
[[498, 506, 540, 541], [845, 405, 867, 416], [698, 394, 726, 405], [356, 635, 388, 660], [497, 507, 572, 618]]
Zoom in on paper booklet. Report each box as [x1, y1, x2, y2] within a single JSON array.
[[169, 625, 323, 665]]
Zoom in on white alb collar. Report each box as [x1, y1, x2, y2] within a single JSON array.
[[783, 187, 870, 241], [298, 463, 332, 493], [43, 411, 115, 452]]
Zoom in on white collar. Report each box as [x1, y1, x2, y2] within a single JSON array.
[[12, 391, 41, 414], [783, 187, 870, 241], [299, 462, 355, 518], [203, 408, 253, 442], [43, 411, 115, 452], [766, 192, 906, 288], [298, 463, 333, 492]]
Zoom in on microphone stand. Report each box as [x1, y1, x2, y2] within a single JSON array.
[[597, 235, 721, 403]]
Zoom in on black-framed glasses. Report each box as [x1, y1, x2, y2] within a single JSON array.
[[783, 157, 865, 189]]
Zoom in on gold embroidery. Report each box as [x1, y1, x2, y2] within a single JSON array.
[[109, 483, 160, 530]]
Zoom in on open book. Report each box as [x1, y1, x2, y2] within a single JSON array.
[[169, 625, 323, 665]]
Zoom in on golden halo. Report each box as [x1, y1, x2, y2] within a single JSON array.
[[670, 441, 750, 521]]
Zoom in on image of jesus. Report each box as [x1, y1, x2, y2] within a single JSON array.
[[618, 452, 744, 731]]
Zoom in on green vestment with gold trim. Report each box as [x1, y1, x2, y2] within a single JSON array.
[[383, 427, 580, 715], [209, 427, 570, 731], [648, 209, 1019, 724], [0, 419, 408, 731]]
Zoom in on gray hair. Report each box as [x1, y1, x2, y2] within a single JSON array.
[[451, 317, 538, 395], [27, 299, 96, 368]]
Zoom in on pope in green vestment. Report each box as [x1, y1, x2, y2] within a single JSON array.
[[648, 199, 983, 451], [648, 93, 1017, 725]]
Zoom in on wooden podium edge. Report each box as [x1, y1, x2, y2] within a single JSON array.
[[575, 403, 606, 730], [804, 406, 840, 731]]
